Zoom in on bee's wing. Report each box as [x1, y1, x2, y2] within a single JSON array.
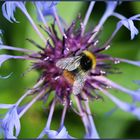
[[56, 56, 81, 71], [72, 72, 88, 95]]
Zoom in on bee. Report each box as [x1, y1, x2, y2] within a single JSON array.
[[56, 50, 96, 95]]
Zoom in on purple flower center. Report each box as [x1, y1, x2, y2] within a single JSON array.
[[29, 17, 113, 104]]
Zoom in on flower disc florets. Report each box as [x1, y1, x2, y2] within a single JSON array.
[[30, 17, 112, 105]]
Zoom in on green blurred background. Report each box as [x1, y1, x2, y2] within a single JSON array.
[[0, 1, 140, 138]]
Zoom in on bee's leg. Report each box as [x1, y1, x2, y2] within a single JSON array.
[[77, 94, 87, 101], [90, 72, 101, 76]]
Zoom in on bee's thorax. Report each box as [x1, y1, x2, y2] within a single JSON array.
[[80, 51, 96, 71], [80, 54, 92, 71]]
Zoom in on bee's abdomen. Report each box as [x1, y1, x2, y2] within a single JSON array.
[[80, 54, 92, 71], [63, 70, 75, 84]]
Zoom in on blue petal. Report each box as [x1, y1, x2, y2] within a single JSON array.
[[127, 19, 138, 40], [0, 104, 14, 109], [96, 1, 117, 32], [132, 108, 140, 119], [117, 19, 138, 40], [103, 89, 140, 119], [1, 106, 20, 138], [118, 58, 140, 67], [84, 111, 99, 138], [2, 2, 17, 22], [45, 129, 58, 138], [0, 54, 25, 67], [35, 1, 58, 9], [0, 55, 14, 67], [2, 2, 26, 23], [130, 14, 140, 21], [105, 1, 117, 16], [17, 104, 27, 114], [45, 126, 74, 139], [115, 14, 140, 40], [54, 127, 68, 138], [35, 1, 58, 21]]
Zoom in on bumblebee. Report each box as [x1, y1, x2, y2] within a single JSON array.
[[56, 50, 96, 95]]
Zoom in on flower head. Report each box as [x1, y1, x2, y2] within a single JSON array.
[[0, 1, 140, 139]]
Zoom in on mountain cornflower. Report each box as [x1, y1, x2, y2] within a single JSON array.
[[0, 1, 140, 139]]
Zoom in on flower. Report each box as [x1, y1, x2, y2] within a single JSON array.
[[0, 1, 140, 139]]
